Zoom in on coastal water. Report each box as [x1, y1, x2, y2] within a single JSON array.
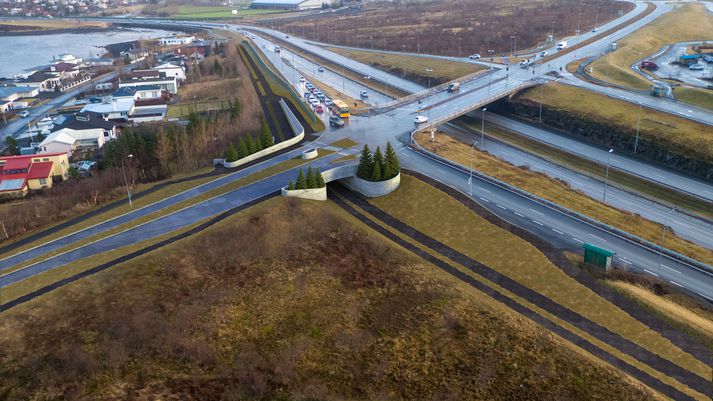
[[0, 27, 176, 78]]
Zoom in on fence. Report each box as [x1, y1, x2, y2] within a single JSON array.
[[241, 40, 317, 125], [409, 129, 713, 275]]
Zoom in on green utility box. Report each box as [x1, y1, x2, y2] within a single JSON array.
[[583, 243, 615, 271]]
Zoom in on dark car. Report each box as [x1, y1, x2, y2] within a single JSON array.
[[329, 116, 344, 127]]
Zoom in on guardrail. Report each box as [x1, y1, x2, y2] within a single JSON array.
[[409, 129, 713, 275], [241, 40, 317, 125]]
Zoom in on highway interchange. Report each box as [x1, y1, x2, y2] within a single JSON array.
[[2, 1, 713, 304]]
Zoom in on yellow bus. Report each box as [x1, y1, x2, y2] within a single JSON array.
[[331, 99, 350, 118]]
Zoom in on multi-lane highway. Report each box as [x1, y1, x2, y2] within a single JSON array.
[[3, 1, 713, 305]]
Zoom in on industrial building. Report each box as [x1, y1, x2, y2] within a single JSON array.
[[250, 0, 329, 10]]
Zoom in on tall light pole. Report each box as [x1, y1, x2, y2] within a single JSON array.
[[602, 149, 614, 202], [121, 154, 134, 208], [657, 206, 676, 276], [634, 102, 642, 153], [594, 6, 599, 31], [458, 37, 462, 58], [480, 108, 487, 150], [538, 83, 545, 123], [425, 68, 433, 90], [468, 141, 478, 196]]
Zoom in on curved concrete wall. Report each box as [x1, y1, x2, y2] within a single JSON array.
[[302, 148, 319, 159], [216, 98, 305, 169], [342, 173, 401, 198]]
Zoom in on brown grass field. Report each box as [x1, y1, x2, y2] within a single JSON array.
[[0, 197, 659, 400], [275, 0, 632, 56]]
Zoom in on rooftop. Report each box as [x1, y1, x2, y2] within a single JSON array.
[[81, 98, 134, 114], [51, 112, 115, 132], [0, 86, 36, 98]]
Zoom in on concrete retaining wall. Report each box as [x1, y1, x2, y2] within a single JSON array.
[[215, 98, 305, 169], [281, 186, 327, 201], [342, 173, 401, 198], [302, 148, 318, 159]]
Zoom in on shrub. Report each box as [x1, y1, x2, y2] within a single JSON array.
[[288, 180, 295, 190]]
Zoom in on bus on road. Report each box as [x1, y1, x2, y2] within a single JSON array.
[[331, 99, 350, 118]]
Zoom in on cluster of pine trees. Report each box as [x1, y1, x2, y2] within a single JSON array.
[[357, 142, 400, 182], [225, 120, 274, 162], [287, 166, 326, 190]]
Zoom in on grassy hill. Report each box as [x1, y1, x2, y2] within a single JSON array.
[[0, 196, 653, 400]]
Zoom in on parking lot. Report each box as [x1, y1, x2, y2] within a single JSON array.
[[650, 42, 713, 88]]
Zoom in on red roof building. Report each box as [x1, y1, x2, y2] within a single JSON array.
[[0, 153, 69, 198]]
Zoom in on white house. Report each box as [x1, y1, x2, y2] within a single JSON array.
[[153, 63, 186, 81], [17, 72, 61, 92], [0, 86, 39, 102], [159, 36, 195, 46], [119, 76, 178, 94], [81, 97, 135, 121], [39, 112, 118, 156], [112, 84, 163, 101]]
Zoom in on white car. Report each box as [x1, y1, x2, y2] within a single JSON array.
[[689, 64, 704, 71], [540, 51, 549, 57], [469, 54, 481, 59], [299, 76, 306, 82], [363, 75, 371, 80], [414, 115, 429, 124], [592, 27, 598, 32], [360, 90, 368, 98], [310, 98, 320, 107], [19, 110, 30, 118]]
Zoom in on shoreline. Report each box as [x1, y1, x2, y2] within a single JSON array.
[[0, 25, 115, 37]]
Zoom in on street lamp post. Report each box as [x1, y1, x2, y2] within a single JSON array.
[[602, 149, 614, 202], [121, 154, 134, 208], [634, 102, 642, 153], [480, 108, 487, 150], [657, 206, 677, 276], [458, 37, 462, 58], [468, 140, 478, 196], [538, 82, 544, 123], [425, 68, 433, 90]]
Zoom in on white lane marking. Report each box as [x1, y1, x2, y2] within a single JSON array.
[[478, 186, 491, 193], [479, 197, 490, 203], [699, 293, 713, 303], [588, 233, 606, 242], [617, 257, 632, 265], [529, 208, 544, 215], [552, 228, 564, 235], [496, 204, 507, 210], [644, 269, 658, 276], [514, 212, 525, 217], [660, 264, 681, 274], [532, 220, 544, 226], [572, 237, 584, 244], [670, 281, 685, 288]]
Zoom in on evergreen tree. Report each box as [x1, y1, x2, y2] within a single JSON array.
[[370, 157, 382, 182], [288, 180, 295, 190], [236, 137, 248, 159], [295, 169, 307, 189], [225, 143, 238, 162], [384, 141, 400, 179], [306, 166, 317, 188], [4, 136, 19, 155], [357, 144, 373, 179], [315, 168, 325, 188], [245, 134, 257, 154], [259, 120, 273, 148], [253, 134, 263, 152], [372, 146, 385, 181], [213, 58, 222, 75], [230, 98, 241, 118]]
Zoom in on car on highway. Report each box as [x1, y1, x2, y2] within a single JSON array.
[[74, 99, 87, 105], [315, 105, 324, 113], [310, 98, 320, 107], [414, 115, 429, 124], [363, 75, 371, 80], [689, 64, 704, 71], [299, 76, 306, 82], [318, 66, 325, 72], [705, 56, 713, 63], [469, 54, 481, 59], [324, 99, 334, 107], [540, 51, 549, 57], [19, 110, 30, 118], [592, 27, 598, 32], [360, 90, 368, 98], [329, 115, 344, 127]]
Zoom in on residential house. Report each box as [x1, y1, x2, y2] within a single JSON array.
[[81, 97, 135, 121], [17, 71, 61, 91], [0, 152, 69, 198], [0, 86, 39, 102], [119, 76, 178, 94], [159, 35, 195, 46], [153, 62, 186, 81], [129, 69, 161, 80], [47, 61, 80, 78], [40, 112, 117, 155], [112, 85, 164, 101]]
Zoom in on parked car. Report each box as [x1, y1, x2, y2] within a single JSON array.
[[360, 90, 368, 98], [318, 66, 325, 72], [19, 110, 30, 118], [469, 54, 481, 59], [705, 56, 713, 63], [414, 115, 429, 124], [77, 160, 96, 172], [74, 99, 87, 105], [315, 105, 324, 113], [329, 115, 345, 127], [689, 64, 704, 71]]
